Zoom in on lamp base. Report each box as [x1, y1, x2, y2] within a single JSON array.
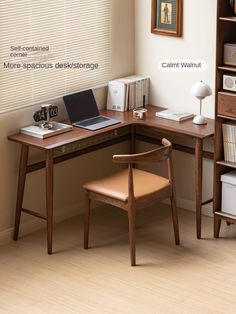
[[193, 115, 207, 125]]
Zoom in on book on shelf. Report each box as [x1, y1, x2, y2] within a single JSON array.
[[107, 75, 149, 112], [155, 109, 194, 122], [20, 122, 73, 139], [222, 121, 236, 163]]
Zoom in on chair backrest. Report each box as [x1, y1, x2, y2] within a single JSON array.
[[113, 138, 172, 165], [113, 138, 174, 203]]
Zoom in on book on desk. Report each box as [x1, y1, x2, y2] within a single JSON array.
[[20, 122, 73, 139], [155, 109, 194, 122]]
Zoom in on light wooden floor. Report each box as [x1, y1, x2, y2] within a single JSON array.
[[1, 204, 236, 314]]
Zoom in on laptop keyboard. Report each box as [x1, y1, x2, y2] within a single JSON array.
[[78, 116, 109, 127]]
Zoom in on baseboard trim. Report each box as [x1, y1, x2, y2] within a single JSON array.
[[176, 197, 213, 217], [0, 198, 213, 246], [0, 203, 84, 247], [162, 197, 213, 217]]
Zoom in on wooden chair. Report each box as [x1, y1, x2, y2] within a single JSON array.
[[83, 138, 180, 266]]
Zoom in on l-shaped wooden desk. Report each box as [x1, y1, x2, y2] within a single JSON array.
[[8, 105, 214, 254]]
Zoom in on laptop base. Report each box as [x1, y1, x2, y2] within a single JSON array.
[[73, 116, 120, 131]]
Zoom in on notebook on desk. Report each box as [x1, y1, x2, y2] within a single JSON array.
[[63, 89, 120, 131]]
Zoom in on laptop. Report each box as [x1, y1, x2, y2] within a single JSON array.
[[63, 89, 120, 131]]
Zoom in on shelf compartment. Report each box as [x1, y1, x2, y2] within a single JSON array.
[[219, 17, 236, 23], [217, 91, 236, 118], [216, 160, 236, 169]]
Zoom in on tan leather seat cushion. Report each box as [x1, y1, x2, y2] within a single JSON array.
[[83, 169, 171, 202]]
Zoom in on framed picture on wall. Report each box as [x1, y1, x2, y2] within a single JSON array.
[[151, 0, 183, 37]]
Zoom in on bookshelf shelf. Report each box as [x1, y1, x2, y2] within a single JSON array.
[[218, 65, 236, 72], [218, 91, 236, 96], [215, 211, 236, 222], [219, 16, 236, 22], [216, 160, 236, 169], [217, 114, 236, 121]]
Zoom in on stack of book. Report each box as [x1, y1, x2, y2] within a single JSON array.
[[107, 75, 149, 112], [21, 122, 72, 139], [222, 121, 236, 162]]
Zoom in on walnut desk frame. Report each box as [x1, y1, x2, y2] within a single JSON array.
[[8, 106, 214, 254]]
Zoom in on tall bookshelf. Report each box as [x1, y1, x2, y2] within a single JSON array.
[[214, 0, 236, 236]]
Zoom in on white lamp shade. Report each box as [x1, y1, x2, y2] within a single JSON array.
[[190, 81, 212, 100]]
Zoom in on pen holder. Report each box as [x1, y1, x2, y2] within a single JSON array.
[[133, 108, 147, 120]]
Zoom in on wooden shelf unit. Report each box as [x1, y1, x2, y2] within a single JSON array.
[[214, 0, 236, 236]]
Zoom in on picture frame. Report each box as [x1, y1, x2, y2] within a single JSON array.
[[151, 0, 183, 37]]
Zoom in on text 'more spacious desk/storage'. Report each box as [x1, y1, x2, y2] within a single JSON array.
[[8, 105, 214, 254]]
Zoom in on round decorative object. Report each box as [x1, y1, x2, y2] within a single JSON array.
[[133, 108, 147, 120]]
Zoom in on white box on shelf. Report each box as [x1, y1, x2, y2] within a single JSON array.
[[223, 74, 236, 92], [221, 170, 236, 215]]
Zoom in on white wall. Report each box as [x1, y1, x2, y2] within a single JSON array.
[[134, 0, 217, 212], [0, 0, 134, 244], [111, 0, 135, 78]]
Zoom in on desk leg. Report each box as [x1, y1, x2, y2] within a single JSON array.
[[195, 138, 203, 239], [13, 145, 29, 240], [46, 150, 54, 254]]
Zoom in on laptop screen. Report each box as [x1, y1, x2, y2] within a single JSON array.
[[63, 89, 99, 123]]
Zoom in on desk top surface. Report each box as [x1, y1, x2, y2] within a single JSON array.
[[8, 106, 215, 150]]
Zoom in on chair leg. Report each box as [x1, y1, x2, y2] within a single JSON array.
[[84, 194, 91, 249], [128, 208, 136, 266], [170, 195, 180, 245]]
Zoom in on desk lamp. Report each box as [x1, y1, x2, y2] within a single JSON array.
[[190, 81, 212, 125]]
